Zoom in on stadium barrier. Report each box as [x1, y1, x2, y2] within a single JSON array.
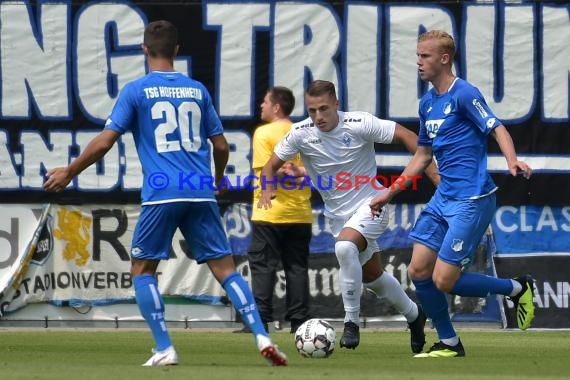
[[1, 203, 509, 328]]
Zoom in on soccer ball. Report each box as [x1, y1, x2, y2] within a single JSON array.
[[294, 318, 335, 358]]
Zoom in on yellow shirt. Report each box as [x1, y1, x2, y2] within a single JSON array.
[[251, 120, 312, 223]]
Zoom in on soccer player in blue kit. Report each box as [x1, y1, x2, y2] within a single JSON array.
[[44, 20, 287, 367], [369, 30, 536, 357]]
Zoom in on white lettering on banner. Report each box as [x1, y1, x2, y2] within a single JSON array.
[[223, 203, 251, 239], [206, 3, 270, 116], [0, 2, 566, 120], [494, 206, 570, 233], [20, 131, 73, 189], [0, 129, 250, 191], [388, 6, 453, 119], [0, 130, 20, 188], [76, 131, 121, 190], [465, 5, 534, 121], [541, 282, 570, 308], [0, 1, 568, 189], [273, 3, 341, 117], [346, 5, 378, 112], [542, 6, 570, 120], [0, 3, 69, 118], [75, 3, 146, 121]]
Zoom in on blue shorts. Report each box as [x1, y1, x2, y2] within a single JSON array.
[[131, 201, 231, 264], [409, 191, 496, 268]]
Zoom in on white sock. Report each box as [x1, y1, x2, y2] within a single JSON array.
[[335, 241, 362, 324], [509, 279, 523, 297], [364, 272, 418, 323], [441, 336, 460, 346], [256, 334, 272, 351]]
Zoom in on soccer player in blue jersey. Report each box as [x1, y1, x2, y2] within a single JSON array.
[[369, 30, 536, 357], [43, 20, 287, 367]]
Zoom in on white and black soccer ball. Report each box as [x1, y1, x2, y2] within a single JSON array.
[[294, 318, 335, 358]]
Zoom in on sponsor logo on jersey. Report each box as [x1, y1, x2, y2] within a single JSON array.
[[472, 98, 488, 118], [295, 122, 314, 130], [425, 119, 444, 139], [303, 137, 321, 144], [343, 118, 362, 123]]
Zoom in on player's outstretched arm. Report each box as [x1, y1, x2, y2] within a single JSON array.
[[370, 146, 434, 216], [44, 129, 120, 192], [258, 153, 286, 209], [392, 124, 440, 186], [491, 125, 532, 179]]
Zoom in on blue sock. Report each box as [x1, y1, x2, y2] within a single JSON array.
[[451, 272, 513, 297], [413, 278, 456, 340], [134, 275, 172, 351], [222, 272, 268, 338]]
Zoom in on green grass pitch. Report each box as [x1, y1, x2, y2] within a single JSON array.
[[0, 329, 568, 380]]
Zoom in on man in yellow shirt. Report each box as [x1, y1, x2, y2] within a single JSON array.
[[248, 86, 313, 333]]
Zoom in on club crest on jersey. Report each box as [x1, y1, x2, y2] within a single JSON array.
[[425, 119, 444, 139], [443, 102, 452, 115], [451, 239, 464, 252], [342, 133, 352, 146]]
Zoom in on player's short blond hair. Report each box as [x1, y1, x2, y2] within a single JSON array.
[[418, 30, 455, 61]]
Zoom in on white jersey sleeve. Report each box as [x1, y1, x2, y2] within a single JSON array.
[[354, 111, 396, 144], [274, 118, 307, 161]]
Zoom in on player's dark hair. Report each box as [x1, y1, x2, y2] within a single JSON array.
[[269, 86, 295, 116], [143, 20, 178, 59], [306, 80, 337, 99]]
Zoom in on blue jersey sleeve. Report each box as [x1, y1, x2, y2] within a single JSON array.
[[457, 86, 501, 136], [105, 82, 137, 134]]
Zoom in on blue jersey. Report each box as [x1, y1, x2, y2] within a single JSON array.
[[105, 71, 223, 204], [418, 78, 500, 199]]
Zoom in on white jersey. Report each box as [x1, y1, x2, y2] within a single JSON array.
[[275, 111, 395, 217]]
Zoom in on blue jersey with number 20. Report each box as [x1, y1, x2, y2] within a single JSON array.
[[105, 71, 223, 204]]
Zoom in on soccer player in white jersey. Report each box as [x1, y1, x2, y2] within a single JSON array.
[[44, 20, 287, 367], [370, 30, 536, 357], [259, 80, 439, 353]]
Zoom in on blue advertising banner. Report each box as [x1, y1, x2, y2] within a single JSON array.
[[491, 206, 570, 254]]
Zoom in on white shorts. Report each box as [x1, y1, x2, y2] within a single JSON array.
[[327, 199, 390, 266]]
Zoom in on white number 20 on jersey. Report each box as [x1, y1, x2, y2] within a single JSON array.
[[152, 101, 202, 153]]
